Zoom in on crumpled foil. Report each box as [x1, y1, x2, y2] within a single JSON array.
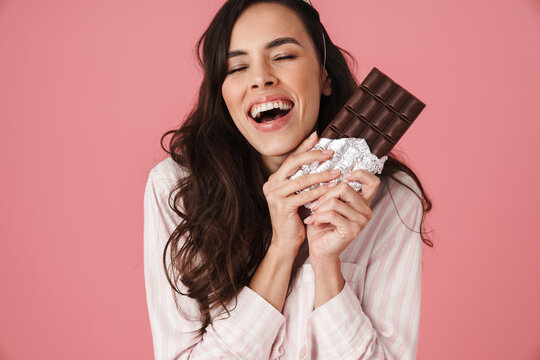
[[289, 137, 388, 210]]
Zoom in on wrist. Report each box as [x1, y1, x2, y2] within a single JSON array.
[[311, 257, 343, 283], [311, 257, 345, 309], [249, 241, 296, 313], [267, 241, 298, 265], [269, 235, 301, 260], [310, 254, 341, 270]]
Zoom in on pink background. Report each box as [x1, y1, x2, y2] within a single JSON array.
[[1, 0, 539, 358]]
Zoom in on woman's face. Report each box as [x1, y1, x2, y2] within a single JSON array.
[[221, 2, 331, 173]]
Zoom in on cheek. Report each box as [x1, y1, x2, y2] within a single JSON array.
[[221, 81, 241, 113], [292, 68, 322, 100], [221, 83, 233, 111], [222, 88, 247, 131], [298, 76, 322, 114]]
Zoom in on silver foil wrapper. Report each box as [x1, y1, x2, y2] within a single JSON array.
[[289, 137, 388, 210]]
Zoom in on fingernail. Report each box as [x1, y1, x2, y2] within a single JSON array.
[[344, 172, 353, 179], [303, 216, 312, 224], [328, 181, 338, 187], [322, 149, 333, 155], [311, 201, 318, 208], [330, 168, 340, 175], [310, 131, 317, 139]]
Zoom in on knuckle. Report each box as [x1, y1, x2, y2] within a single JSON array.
[[360, 219, 368, 229], [262, 182, 271, 195], [329, 198, 340, 207], [342, 224, 354, 236], [264, 187, 278, 200], [353, 169, 364, 177], [328, 211, 338, 220], [366, 208, 373, 221]]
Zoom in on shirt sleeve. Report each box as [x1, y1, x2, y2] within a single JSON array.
[[304, 182, 424, 360], [143, 165, 285, 360]]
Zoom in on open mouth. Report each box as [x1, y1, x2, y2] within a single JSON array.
[[252, 107, 292, 123], [249, 101, 294, 123]]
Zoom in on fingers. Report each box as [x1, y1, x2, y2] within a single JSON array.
[[279, 148, 334, 179], [343, 170, 381, 203], [274, 131, 336, 179], [311, 182, 372, 221], [306, 170, 381, 228], [291, 131, 318, 155], [310, 195, 369, 223], [292, 181, 334, 208], [277, 168, 340, 197], [263, 169, 340, 213], [305, 209, 365, 240]]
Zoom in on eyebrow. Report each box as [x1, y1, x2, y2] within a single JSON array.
[[227, 37, 303, 59]]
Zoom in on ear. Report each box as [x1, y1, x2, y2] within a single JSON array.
[[321, 69, 332, 96], [323, 76, 332, 96]]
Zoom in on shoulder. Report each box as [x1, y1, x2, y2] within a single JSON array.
[[381, 171, 423, 209], [146, 157, 188, 196], [144, 157, 188, 235], [370, 170, 425, 229], [387, 171, 423, 202], [358, 171, 426, 261]]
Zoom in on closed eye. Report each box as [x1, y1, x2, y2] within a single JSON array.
[[228, 66, 247, 74], [275, 55, 296, 61], [227, 55, 297, 75]]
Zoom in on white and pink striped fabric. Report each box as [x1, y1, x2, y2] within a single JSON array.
[[144, 157, 424, 360]]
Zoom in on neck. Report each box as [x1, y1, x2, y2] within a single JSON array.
[[262, 154, 288, 175]]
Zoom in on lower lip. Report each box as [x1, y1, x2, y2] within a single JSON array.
[[250, 108, 293, 133]]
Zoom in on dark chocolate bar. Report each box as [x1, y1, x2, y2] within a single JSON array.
[[321, 67, 425, 157], [295, 68, 425, 230]]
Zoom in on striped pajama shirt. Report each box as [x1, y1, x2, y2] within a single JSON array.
[[144, 157, 424, 360]]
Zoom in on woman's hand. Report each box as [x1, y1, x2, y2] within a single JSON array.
[[262, 132, 341, 257], [305, 169, 381, 263]]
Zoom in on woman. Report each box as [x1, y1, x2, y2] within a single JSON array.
[[144, 0, 433, 359]]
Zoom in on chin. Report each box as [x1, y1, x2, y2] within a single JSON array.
[[257, 137, 301, 157]]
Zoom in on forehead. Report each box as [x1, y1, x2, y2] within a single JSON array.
[[229, 3, 312, 49]]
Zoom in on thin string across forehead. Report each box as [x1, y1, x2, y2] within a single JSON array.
[[302, 0, 327, 69]]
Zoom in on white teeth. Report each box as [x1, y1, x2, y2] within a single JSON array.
[[250, 100, 293, 119]]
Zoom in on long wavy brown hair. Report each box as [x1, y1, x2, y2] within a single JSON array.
[[160, 0, 433, 338]]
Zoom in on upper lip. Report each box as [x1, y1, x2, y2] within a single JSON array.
[[246, 94, 294, 117]]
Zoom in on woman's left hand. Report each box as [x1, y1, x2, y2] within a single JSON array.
[[305, 169, 381, 262]]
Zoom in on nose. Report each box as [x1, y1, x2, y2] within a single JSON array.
[[250, 62, 277, 90]]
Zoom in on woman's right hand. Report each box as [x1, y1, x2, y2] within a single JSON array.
[[262, 132, 341, 257]]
